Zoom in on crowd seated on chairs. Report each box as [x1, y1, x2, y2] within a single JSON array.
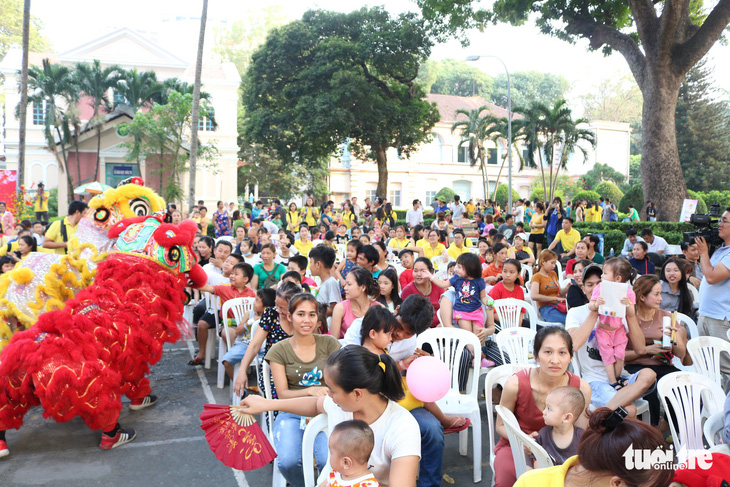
[[178, 198, 730, 487]]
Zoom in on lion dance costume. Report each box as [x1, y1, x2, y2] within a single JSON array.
[[0, 215, 206, 455]]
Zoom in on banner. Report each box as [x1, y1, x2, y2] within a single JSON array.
[[679, 199, 698, 222], [0, 170, 17, 213]]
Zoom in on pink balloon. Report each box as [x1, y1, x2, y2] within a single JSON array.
[[406, 356, 451, 403]]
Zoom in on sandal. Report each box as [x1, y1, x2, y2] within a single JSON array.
[[444, 417, 470, 434], [187, 357, 204, 366], [610, 381, 624, 391]]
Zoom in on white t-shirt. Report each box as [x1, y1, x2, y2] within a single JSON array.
[[647, 235, 669, 254], [317, 277, 343, 306], [342, 319, 417, 362], [405, 207, 423, 228], [514, 205, 525, 223], [262, 220, 279, 234], [204, 273, 230, 313], [449, 203, 466, 220], [322, 396, 421, 486], [242, 253, 261, 267], [203, 262, 223, 276], [565, 304, 628, 383]]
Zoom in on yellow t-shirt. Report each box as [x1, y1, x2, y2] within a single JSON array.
[[34, 192, 49, 212], [389, 237, 411, 251], [301, 207, 319, 227], [447, 243, 470, 260], [340, 211, 355, 228], [415, 238, 428, 248], [554, 228, 582, 252], [422, 243, 446, 260], [513, 455, 578, 487], [585, 207, 602, 222], [531, 214, 545, 234], [286, 211, 301, 229], [509, 246, 534, 259], [465, 203, 476, 215], [293, 239, 313, 257], [44, 217, 78, 255]]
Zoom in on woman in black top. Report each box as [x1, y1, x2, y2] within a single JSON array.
[[566, 260, 594, 309]]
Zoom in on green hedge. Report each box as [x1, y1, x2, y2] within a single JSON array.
[[574, 222, 692, 255]]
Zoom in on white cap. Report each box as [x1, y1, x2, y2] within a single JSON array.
[[515, 233, 529, 242]]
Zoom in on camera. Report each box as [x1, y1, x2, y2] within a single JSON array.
[[684, 203, 724, 247]]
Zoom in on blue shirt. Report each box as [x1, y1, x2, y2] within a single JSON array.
[[449, 276, 485, 313], [621, 236, 644, 256], [699, 243, 730, 320]]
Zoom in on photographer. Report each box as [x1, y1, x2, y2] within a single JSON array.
[[695, 207, 730, 377]]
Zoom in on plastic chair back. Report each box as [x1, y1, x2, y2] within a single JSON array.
[[686, 336, 730, 388], [302, 414, 329, 487], [221, 298, 256, 350], [495, 405, 554, 478], [495, 328, 536, 365], [677, 313, 699, 340], [657, 371, 725, 457], [417, 328, 481, 397]]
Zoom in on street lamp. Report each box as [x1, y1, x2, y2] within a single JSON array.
[[465, 55, 513, 212]]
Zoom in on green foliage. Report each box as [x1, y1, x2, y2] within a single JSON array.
[[416, 59, 494, 98], [693, 190, 730, 210], [48, 187, 58, 218], [618, 184, 644, 213], [530, 186, 563, 202], [676, 59, 730, 191], [529, 175, 581, 202], [0, 0, 49, 59], [120, 91, 218, 204], [491, 72, 570, 110], [242, 7, 440, 196], [494, 184, 520, 207], [573, 190, 601, 204], [574, 222, 694, 255], [687, 190, 708, 214], [581, 76, 642, 124], [628, 155, 641, 185], [579, 163, 626, 190], [435, 187, 457, 203], [594, 181, 624, 203]]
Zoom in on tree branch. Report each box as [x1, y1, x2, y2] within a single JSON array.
[[358, 62, 397, 99], [628, 0, 659, 51], [674, 0, 730, 75], [656, 0, 685, 59], [566, 19, 648, 89]]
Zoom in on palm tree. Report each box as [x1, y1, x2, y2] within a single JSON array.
[[74, 60, 123, 181], [17, 0, 31, 196], [451, 105, 491, 200], [115, 68, 162, 111], [189, 0, 209, 210], [551, 119, 596, 201], [26, 59, 77, 201]]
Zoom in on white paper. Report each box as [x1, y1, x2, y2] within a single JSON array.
[[662, 316, 672, 348], [599, 281, 629, 319]]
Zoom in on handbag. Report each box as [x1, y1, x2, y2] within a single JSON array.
[[552, 300, 568, 313]]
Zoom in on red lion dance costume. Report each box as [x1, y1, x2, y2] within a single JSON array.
[[0, 215, 206, 456]]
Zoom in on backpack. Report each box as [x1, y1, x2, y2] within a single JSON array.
[[261, 263, 284, 288]]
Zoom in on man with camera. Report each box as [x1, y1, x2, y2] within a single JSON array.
[[695, 207, 730, 377]]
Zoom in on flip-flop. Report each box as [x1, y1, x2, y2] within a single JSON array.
[[187, 357, 204, 366], [444, 417, 470, 434]]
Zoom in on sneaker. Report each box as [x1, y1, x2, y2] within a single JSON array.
[[0, 440, 8, 458], [99, 427, 136, 450], [129, 394, 158, 411], [481, 358, 495, 368]]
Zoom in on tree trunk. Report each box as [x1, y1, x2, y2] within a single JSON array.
[[17, 0, 31, 199], [73, 125, 82, 193], [640, 74, 686, 221], [55, 126, 74, 204], [93, 126, 102, 181], [188, 0, 208, 211], [375, 145, 388, 198], [480, 158, 488, 201]]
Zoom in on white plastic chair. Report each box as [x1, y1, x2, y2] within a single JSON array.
[[221, 297, 256, 390], [417, 328, 482, 483], [495, 405, 554, 478], [493, 298, 533, 332], [676, 312, 699, 340], [231, 319, 262, 405], [520, 264, 533, 284], [703, 411, 726, 449], [686, 336, 730, 389], [483, 364, 534, 482], [431, 254, 456, 272], [495, 328, 536, 365], [203, 292, 220, 370], [335, 244, 347, 263], [261, 360, 286, 487], [555, 260, 563, 280], [302, 414, 329, 487], [687, 283, 699, 309], [657, 371, 725, 459]]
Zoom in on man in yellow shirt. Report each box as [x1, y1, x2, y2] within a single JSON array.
[[447, 229, 471, 260], [293, 224, 314, 256], [34, 182, 49, 222], [547, 217, 581, 260], [43, 200, 88, 255]]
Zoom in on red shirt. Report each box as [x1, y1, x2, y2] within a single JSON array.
[[566, 258, 576, 275], [400, 281, 444, 327], [399, 269, 414, 290], [213, 285, 256, 318], [488, 281, 526, 313]]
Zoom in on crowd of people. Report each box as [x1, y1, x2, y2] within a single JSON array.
[[172, 192, 730, 487]]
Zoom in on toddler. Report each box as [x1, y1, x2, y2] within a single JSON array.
[[429, 253, 487, 337], [335, 239, 361, 292], [588, 257, 643, 389], [325, 420, 379, 487], [535, 386, 586, 465]]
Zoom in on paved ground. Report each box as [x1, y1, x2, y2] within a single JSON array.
[[0, 341, 495, 486]]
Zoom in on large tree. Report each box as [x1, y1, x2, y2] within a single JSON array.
[[450, 106, 492, 200], [417, 0, 730, 220], [416, 58, 494, 97], [242, 7, 441, 197], [676, 58, 730, 191], [491, 71, 570, 110], [188, 0, 208, 211], [0, 0, 48, 60]]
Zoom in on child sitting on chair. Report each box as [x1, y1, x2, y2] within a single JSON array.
[[323, 420, 380, 487], [535, 386, 586, 465]]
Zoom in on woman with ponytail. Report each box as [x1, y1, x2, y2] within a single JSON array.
[[242, 345, 421, 487], [515, 407, 673, 487]]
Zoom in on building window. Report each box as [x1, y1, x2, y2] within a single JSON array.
[[366, 189, 378, 202], [389, 189, 401, 207], [522, 148, 530, 163], [457, 145, 470, 163], [198, 107, 215, 131], [32, 100, 49, 125], [487, 148, 498, 165], [425, 191, 437, 206]]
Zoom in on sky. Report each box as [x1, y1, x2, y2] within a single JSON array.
[[31, 0, 730, 111]]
